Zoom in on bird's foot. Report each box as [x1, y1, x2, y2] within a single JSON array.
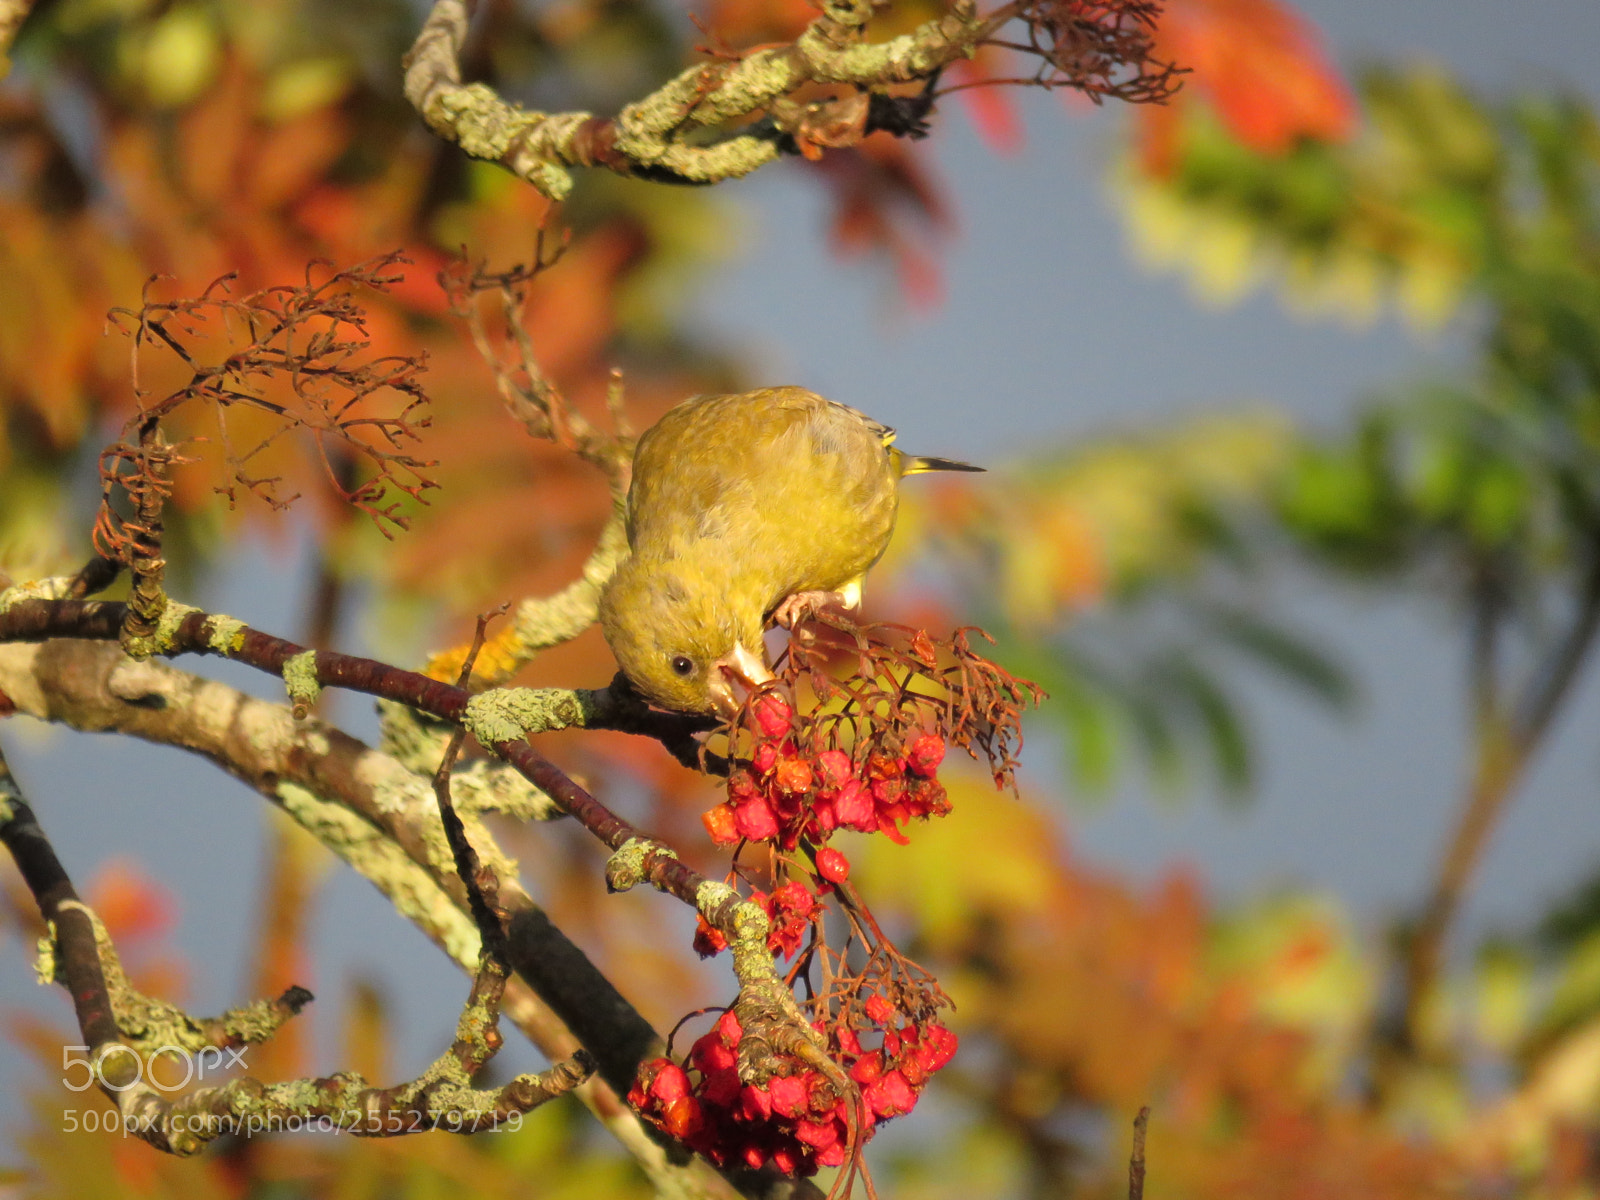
[[772, 589, 851, 630]]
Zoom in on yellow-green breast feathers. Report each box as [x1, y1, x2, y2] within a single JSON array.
[[599, 386, 982, 713]]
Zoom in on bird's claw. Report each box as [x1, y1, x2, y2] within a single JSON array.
[[772, 590, 849, 630]]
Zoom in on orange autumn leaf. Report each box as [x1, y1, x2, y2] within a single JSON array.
[[692, 0, 814, 46], [83, 858, 177, 943], [1141, 0, 1356, 174]]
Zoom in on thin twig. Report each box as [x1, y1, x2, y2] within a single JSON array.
[[434, 606, 510, 963], [1128, 1106, 1149, 1200], [1400, 547, 1600, 1056]]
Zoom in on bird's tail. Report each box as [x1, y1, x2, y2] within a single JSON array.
[[901, 454, 985, 476]]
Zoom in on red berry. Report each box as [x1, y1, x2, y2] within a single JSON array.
[[810, 796, 839, 834], [794, 1118, 839, 1149], [834, 779, 875, 831], [768, 1074, 807, 1118], [816, 1141, 848, 1168], [815, 847, 850, 884], [753, 742, 779, 775], [849, 1050, 885, 1085], [692, 1033, 736, 1076], [752, 693, 793, 738], [864, 993, 894, 1024], [867, 751, 905, 781], [702, 802, 740, 846], [649, 1062, 691, 1103], [772, 881, 816, 916], [738, 1084, 773, 1122], [906, 733, 946, 777], [733, 795, 780, 842], [727, 769, 759, 801], [871, 776, 905, 806], [864, 1069, 917, 1118], [774, 756, 814, 795], [630, 1057, 673, 1110], [703, 1067, 741, 1107], [661, 1095, 703, 1138], [918, 1024, 958, 1072], [814, 750, 854, 790], [692, 915, 728, 958]]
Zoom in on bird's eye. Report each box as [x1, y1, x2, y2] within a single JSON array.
[[669, 654, 695, 677]]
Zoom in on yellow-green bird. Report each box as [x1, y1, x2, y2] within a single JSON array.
[[599, 386, 982, 716]]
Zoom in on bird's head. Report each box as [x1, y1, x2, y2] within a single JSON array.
[[599, 556, 772, 717]]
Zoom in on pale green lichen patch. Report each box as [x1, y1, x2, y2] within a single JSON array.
[[462, 686, 604, 747], [695, 880, 738, 920], [281, 650, 322, 714], [604, 837, 675, 892], [0, 574, 74, 612], [34, 929, 56, 985], [451, 760, 562, 821], [0, 771, 19, 823], [728, 899, 778, 985], [123, 601, 202, 660], [378, 698, 455, 773], [276, 782, 482, 969], [205, 614, 248, 654], [434, 84, 578, 200], [219, 994, 308, 1045]]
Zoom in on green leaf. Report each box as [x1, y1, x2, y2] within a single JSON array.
[[1200, 605, 1357, 711]]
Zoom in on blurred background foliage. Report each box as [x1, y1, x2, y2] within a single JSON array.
[[2, 0, 1600, 1196]]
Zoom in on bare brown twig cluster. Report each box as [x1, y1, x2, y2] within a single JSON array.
[[779, 614, 1046, 793], [94, 253, 438, 566], [989, 0, 1183, 104], [440, 238, 632, 485]]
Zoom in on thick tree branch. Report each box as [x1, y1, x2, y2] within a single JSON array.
[[0, 637, 765, 1197], [396, 0, 1126, 200], [0, 624, 793, 1196]]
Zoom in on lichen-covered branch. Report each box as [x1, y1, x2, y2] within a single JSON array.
[[5, 752, 523, 1157], [401, 0, 987, 199], [0, 636, 756, 1198], [403, 0, 1178, 200], [0, 597, 822, 1128]]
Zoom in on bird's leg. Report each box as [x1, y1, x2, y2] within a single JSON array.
[[771, 578, 863, 629]]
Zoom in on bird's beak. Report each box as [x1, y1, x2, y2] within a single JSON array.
[[708, 642, 773, 720]]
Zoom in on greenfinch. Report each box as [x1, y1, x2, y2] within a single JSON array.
[[599, 386, 982, 715]]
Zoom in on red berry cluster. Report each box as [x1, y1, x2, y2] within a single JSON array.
[[629, 1003, 959, 1177], [702, 694, 950, 850]]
